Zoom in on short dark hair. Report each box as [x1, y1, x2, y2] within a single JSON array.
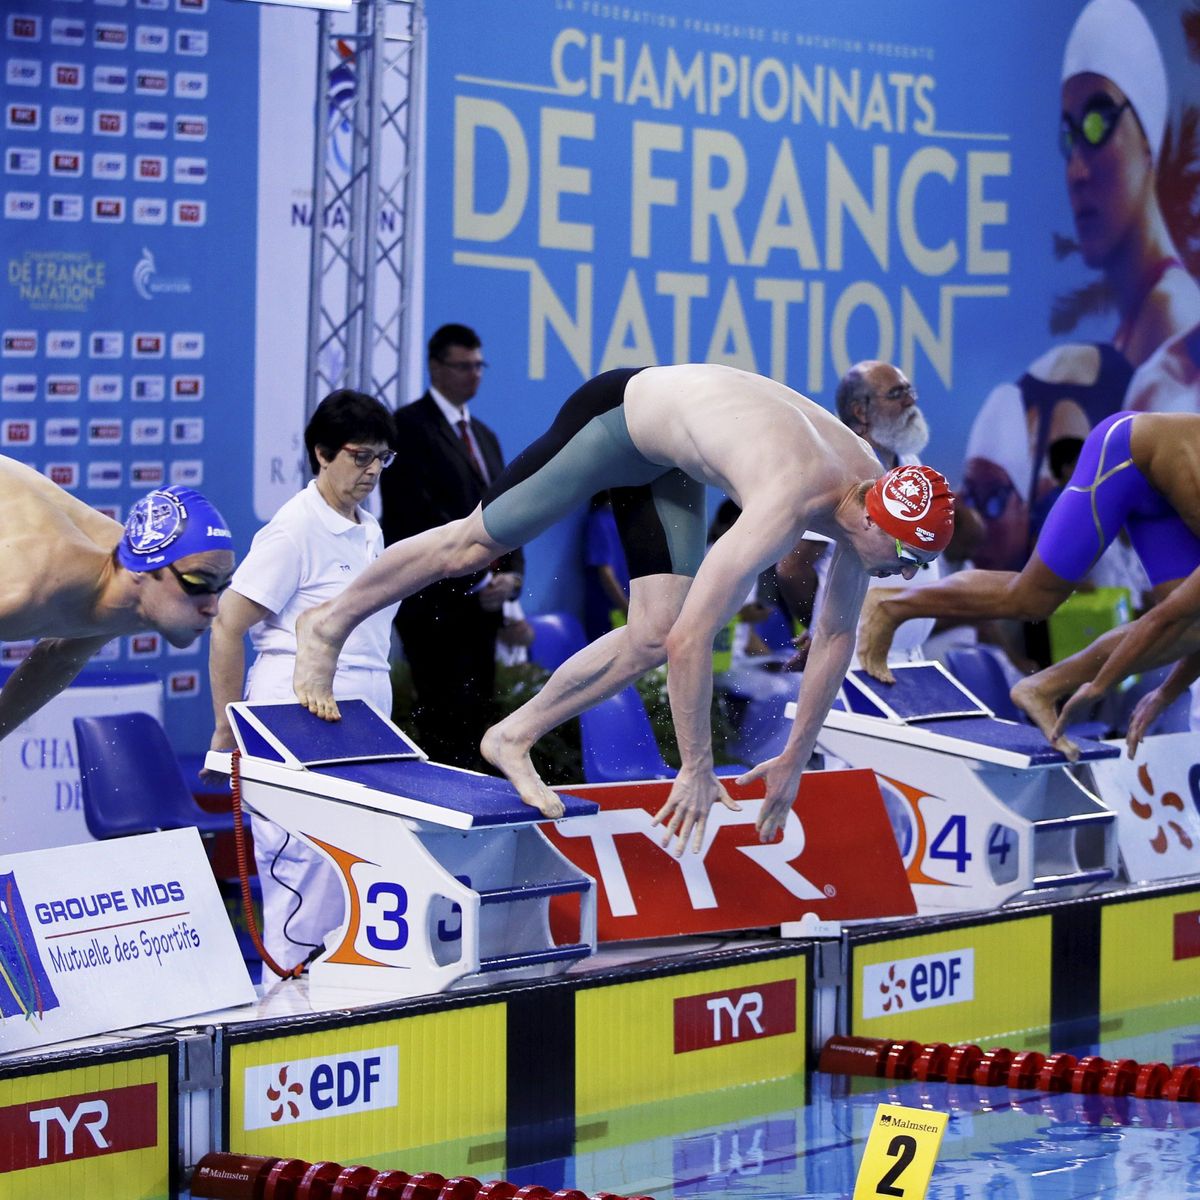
[[305, 389, 395, 475], [428, 323, 481, 363]]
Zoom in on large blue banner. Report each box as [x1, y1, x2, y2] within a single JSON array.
[[424, 0, 1200, 607], [1, 0, 258, 750]]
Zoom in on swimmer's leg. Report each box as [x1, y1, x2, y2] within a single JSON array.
[[294, 508, 508, 720], [482, 574, 691, 818]]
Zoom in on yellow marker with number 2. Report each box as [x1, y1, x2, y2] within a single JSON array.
[[853, 1103, 949, 1199]]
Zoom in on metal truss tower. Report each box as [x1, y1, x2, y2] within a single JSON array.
[[304, 0, 423, 418]]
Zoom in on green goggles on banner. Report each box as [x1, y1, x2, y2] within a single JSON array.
[[1059, 98, 1131, 159]]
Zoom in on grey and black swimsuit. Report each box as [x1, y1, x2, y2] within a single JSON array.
[[481, 367, 707, 578]]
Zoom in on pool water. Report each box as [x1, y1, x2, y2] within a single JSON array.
[[501, 1004, 1200, 1199]]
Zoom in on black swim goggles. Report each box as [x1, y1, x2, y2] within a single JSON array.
[[167, 562, 232, 597], [1059, 97, 1131, 159]]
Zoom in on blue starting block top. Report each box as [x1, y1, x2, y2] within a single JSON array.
[[226, 700, 599, 825], [839, 664, 1118, 764], [315, 759, 597, 825], [230, 699, 422, 766], [844, 665, 988, 721]]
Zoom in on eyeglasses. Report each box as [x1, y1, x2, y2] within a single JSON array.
[[438, 359, 488, 374], [894, 539, 933, 570], [167, 562, 232, 597], [875, 381, 917, 404], [341, 445, 396, 469], [1060, 98, 1131, 159]]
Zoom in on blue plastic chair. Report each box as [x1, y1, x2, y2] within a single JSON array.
[[73, 712, 235, 840], [579, 686, 677, 783], [527, 611, 588, 672], [942, 646, 1024, 721]]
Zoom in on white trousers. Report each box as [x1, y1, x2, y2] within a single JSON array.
[[244, 653, 392, 970]]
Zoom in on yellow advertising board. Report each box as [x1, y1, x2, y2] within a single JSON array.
[[576, 954, 808, 1124], [0, 1049, 171, 1200], [851, 916, 1052, 1047], [228, 1003, 507, 1177]]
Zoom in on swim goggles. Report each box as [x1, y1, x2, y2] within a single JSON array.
[[894, 539, 933, 570], [168, 562, 232, 597], [1059, 97, 1131, 158]]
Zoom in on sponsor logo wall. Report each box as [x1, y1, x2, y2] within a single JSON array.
[[1, 0, 258, 752]]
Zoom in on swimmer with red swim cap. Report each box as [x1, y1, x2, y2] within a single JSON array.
[[292, 363, 955, 850], [0, 458, 234, 741]]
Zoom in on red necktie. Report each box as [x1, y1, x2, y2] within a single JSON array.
[[457, 417, 486, 479]]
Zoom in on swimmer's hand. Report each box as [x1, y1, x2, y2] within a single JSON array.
[[1126, 686, 1171, 758], [651, 766, 740, 858], [737, 755, 802, 843], [857, 590, 900, 683]]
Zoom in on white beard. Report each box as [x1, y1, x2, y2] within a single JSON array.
[[872, 406, 930, 458]]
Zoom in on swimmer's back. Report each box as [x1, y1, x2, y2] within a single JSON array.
[[623, 364, 880, 508]]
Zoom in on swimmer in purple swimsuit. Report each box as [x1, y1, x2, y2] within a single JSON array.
[[860, 411, 1200, 755]]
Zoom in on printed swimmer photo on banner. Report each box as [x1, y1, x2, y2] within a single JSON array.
[[418, 0, 1200, 614]]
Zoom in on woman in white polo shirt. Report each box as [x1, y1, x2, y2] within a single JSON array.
[[206, 389, 398, 971]]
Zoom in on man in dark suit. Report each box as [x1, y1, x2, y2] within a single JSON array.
[[380, 324, 523, 769]]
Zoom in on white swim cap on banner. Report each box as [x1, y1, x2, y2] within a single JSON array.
[[1061, 0, 1168, 160]]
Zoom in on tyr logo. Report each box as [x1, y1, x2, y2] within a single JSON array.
[[29, 1099, 109, 1158], [706, 991, 764, 1041], [674, 979, 796, 1053]]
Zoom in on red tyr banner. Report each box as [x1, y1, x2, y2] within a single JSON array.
[[548, 770, 915, 941]]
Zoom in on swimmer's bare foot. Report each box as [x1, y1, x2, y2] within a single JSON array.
[[1011, 675, 1079, 761], [857, 589, 900, 683], [481, 721, 565, 819], [293, 604, 343, 722]]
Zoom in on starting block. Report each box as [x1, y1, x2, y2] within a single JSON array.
[[204, 700, 599, 1002], [795, 663, 1120, 913]]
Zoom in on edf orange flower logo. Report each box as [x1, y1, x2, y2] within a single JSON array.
[[266, 1066, 304, 1123], [879, 963, 907, 1012], [1131, 764, 1194, 854]]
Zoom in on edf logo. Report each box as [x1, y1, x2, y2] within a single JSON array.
[[243, 1047, 398, 1130], [861, 948, 975, 1020]]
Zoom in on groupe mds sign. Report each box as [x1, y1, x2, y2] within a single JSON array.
[[0, 829, 254, 1054]]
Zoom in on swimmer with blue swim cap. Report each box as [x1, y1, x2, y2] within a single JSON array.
[[0, 461, 235, 742]]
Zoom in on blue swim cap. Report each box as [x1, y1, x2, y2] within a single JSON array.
[[117, 487, 234, 571]]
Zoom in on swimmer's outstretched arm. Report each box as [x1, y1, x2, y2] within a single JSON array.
[[858, 560, 1073, 682], [738, 546, 864, 840], [653, 506, 804, 855], [0, 635, 110, 741]]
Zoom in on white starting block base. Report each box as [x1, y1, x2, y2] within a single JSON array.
[[792, 664, 1120, 913], [207, 700, 598, 1003]]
